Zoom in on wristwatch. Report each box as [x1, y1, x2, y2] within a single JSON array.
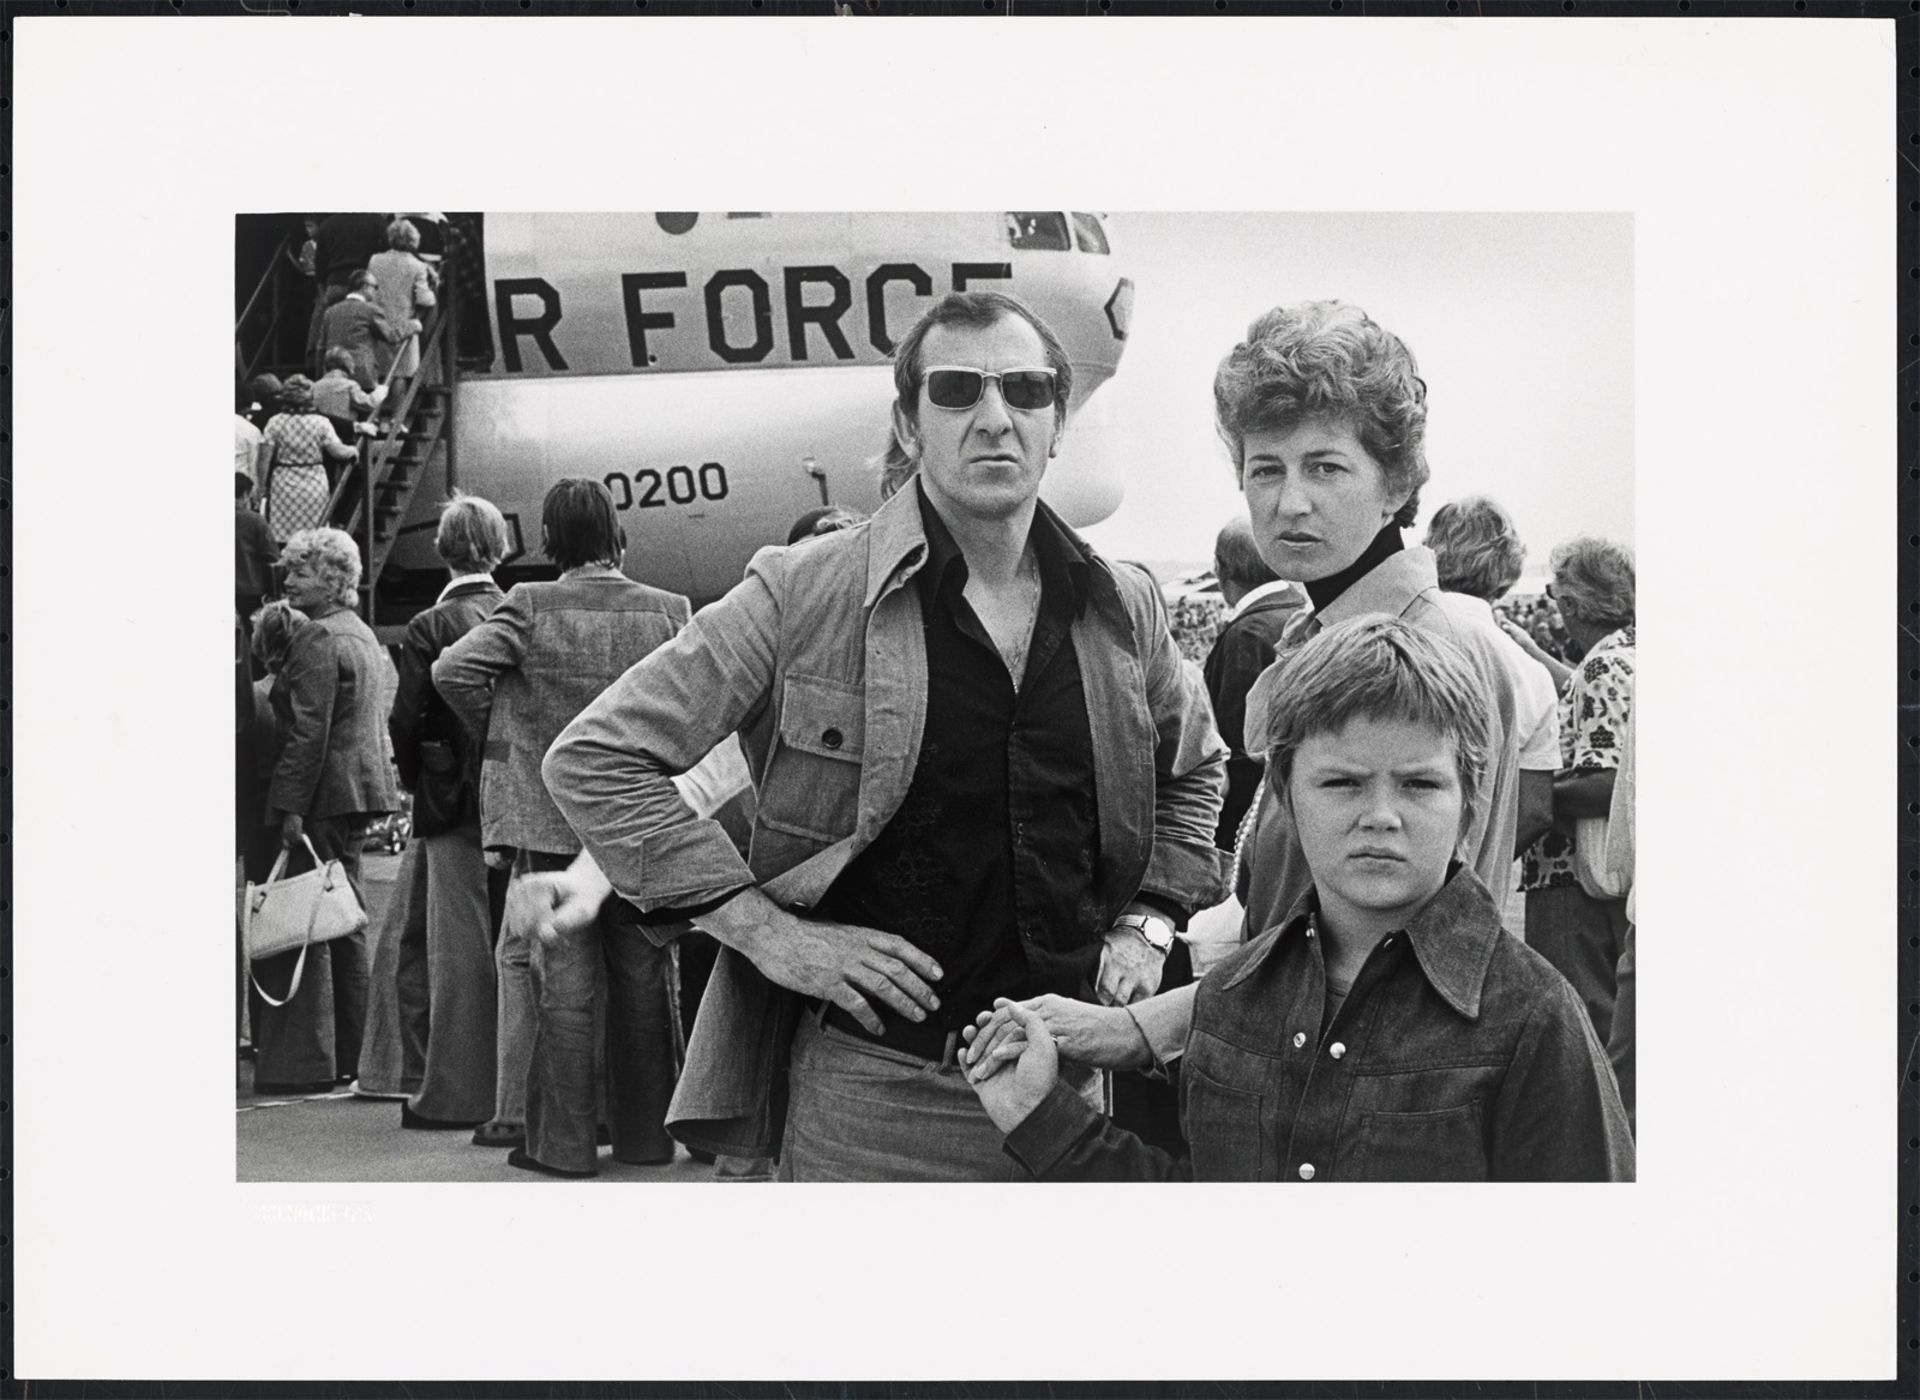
[[1112, 911, 1176, 955]]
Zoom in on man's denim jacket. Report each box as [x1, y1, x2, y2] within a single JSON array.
[[432, 568, 691, 856], [1005, 868, 1635, 1182], [545, 486, 1230, 1158]]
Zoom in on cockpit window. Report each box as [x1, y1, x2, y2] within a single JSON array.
[[1071, 212, 1111, 255], [1004, 212, 1072, 251]]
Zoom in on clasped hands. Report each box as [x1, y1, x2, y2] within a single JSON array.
[[958, 921, 1166, 1133]]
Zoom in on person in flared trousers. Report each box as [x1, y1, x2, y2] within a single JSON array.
[[433, 480, 692, 1177]]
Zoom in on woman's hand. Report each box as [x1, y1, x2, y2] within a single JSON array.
[[963, 999, 1060, 1136], [279, 812, 305, 850], [1499, 616, 1551, 663], [961, 993, 1153, 1072]]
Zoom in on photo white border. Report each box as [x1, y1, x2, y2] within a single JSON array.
[[10, 13, 1898, 1382]]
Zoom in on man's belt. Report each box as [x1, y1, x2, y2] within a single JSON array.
[[821, 1003, 964, 1068]]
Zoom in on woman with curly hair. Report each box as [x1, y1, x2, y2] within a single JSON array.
[[367, 217, 438, 408], [1516, 535, 1636, 1045], [252, 528, 397, 1093], [964, 300, 1529, 1083], [965, 618, 1632, 1181]]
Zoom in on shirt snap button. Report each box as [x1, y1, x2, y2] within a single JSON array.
[[1298, 1163, 1315, 1180], [1291, 1032, 1307, 1049], [821, 727, 843, 750], [1329, 1042, 1346, 1060]]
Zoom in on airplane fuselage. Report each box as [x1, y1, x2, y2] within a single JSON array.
[[381, 212, 1133, 606]]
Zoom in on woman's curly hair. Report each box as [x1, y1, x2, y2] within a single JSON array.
[[1213, 299, 1430, 528]]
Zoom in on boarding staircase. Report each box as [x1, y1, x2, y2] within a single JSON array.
[[235, 240, 463, 628]]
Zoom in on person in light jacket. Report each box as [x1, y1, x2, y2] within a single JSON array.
[[433, 480, 691, 1178], [255, 529, 397, 1092], [532, 292, 1229, 1179]]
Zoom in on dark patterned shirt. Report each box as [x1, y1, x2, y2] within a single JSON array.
[[813, 487, 1103, 1048]]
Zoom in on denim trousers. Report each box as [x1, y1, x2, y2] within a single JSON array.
[[483, 861, 540, 1132], [400, 823, 500, 1123], [1525, 883, 1630, 1045], [356, 839, 425, 1096], [782, 1011, 1099, 1183], [524, 852, 680, 1172]]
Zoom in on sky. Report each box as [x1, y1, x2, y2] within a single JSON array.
[[1077, 211, 1635, 578]]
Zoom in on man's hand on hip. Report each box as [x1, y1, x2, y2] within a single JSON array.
[[700, 888, 943, 1035]]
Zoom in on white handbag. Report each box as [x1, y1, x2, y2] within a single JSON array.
[[243, 834, 368, 1006]]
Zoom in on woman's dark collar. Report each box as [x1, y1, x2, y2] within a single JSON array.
[[1304, 523, 1403, 612]]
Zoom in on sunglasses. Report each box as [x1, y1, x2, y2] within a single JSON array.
[[922, 365, 1058, 413]]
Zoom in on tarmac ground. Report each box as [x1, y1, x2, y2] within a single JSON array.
[[237, 850, 720, 1184]]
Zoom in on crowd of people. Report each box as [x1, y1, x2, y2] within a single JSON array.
[[236, 285, 1636, 1183]]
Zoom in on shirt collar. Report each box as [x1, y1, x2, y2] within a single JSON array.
[[910, 479, 1091, 619], [1242, 548, 1442, 763], [559, 563, 626, 582], [1589, 624, 1635, 658], [436, 572, 497, 605], [346, 291, 368, 302], [864, 478, 1100, 615], [1222, 863, 1504, 1021], [1226, 578, 1304, 622], [1309, 545, 1440, 633]]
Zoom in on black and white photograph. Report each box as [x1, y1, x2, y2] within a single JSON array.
[[10, 9, 1901, 1385], [229, 208, 1637, 1188]]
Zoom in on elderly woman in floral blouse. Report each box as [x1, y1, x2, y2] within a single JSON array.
[[1514, 535, 1636, 1045]]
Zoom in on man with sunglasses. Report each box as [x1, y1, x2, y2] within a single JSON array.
[[538, 290, 1229, 1181]]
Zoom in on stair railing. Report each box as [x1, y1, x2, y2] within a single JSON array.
[[234, 231, 293, 383], [318, 286, 457, 622]]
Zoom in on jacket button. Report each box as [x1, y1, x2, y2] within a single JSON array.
[[1298, 1163, 1315, 1181], [1328, 1042, 1346, 1060], [1291, 1032, 1307, 1049], [821, 727, 843, 750]]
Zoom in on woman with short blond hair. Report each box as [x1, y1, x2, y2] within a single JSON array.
[[251, 529, 397, 1093], [384, 494, 512, 1128], [368, 218, 438, 401]]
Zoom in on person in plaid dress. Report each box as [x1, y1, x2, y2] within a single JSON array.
[[261, 375, 358, 543]]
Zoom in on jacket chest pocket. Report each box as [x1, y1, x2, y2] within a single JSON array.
[[1347, 1102, 1489, 1182], [1182, 1063, 1267, 1181], [756, 674, 866, 845]]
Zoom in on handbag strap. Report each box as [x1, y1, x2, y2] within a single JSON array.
[[248, 850, 333, 1008], [248, 833, 331, 916], [250, 940, 310, 1009]]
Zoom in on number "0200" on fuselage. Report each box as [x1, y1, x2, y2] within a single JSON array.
[[602, 462, 730, 511]]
